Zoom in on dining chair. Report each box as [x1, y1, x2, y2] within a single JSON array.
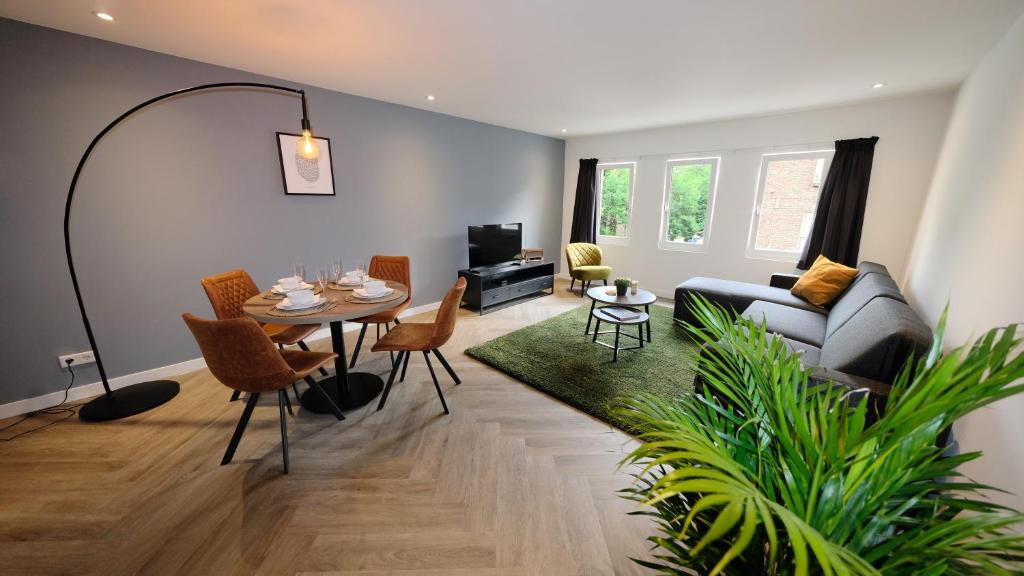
[[182, 313, 345, 474], [371, 277, 467, 414], [200, 268, 327, 403], [565, 243, 612, 297], [348, 255, 412, 369]]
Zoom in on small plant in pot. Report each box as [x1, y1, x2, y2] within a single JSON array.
[[614, 277, 631, 297]]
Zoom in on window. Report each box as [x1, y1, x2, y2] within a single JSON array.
[[747, 150, 834, 259], [596, 162, 635, 244], [659, 157, 720, 251]]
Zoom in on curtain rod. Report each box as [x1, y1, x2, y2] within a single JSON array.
[[592, 140, 835, 164]]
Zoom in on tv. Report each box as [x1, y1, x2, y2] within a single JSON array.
[[468, 223, 522, 268]]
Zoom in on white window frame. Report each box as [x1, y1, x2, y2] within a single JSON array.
[[746, 149, 834, 261], [596, 161, 637, 246], [658, 156, 721, 253]]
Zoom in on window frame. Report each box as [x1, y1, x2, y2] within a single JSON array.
[[595, 161, 637, 246], [658, 156, 721, 253], [746, 149, 835, 262]]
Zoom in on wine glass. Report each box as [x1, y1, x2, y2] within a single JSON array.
[[331, 258, 344, 285], [292, 262, 306, 283], [355, 259, 366, 281], [317, 268, 328, 291]]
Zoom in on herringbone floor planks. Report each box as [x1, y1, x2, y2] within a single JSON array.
[[0, 279, 659, 575]]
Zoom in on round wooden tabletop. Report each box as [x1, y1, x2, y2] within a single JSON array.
[[586, 285, 657, 307], [243, 281, 409, 325]]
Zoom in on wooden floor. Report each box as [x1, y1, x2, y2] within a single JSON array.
[[0, 279, 659, 575]]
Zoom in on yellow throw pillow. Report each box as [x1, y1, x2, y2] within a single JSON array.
[[790, 255, 859, 307]]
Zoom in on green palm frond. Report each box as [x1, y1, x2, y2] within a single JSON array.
[[616, 296, 1024, 575]]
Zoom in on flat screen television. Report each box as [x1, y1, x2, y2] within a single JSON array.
[[468, 223, 522, 268]]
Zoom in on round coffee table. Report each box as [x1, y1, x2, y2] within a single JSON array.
[[590, 306, 650, 361], [585, 286, 656, 343]]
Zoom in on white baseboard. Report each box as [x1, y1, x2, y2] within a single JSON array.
[[0, 299, 442, 421]]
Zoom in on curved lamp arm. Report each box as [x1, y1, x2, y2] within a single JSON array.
[[64, 82, 311, 397]]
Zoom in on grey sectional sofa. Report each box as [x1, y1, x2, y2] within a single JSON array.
[[674, 262, 933, 401]]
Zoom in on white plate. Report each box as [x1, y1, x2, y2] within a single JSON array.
[[353, 287, 393, 299], [276, 295, 325, 310], [272, 282, 314, 294]]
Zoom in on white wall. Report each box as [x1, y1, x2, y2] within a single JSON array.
[[560, 93, 954, 297], [904, 14, 1024, 510]]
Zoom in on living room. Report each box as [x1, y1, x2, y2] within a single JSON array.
[[2, 1, 1023, 574]]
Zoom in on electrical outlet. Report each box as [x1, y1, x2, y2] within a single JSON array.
[[58, 351, 96, 368]]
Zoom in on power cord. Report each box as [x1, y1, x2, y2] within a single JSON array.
[[0, 358, 80, 441]]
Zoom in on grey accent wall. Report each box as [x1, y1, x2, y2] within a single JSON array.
[[0, 19, 565, 405]]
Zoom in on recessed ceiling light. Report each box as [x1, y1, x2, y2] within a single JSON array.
[[93, 11, 114, 21], [560, 128, 568, 133], [426, 95, 435, 101], [872, 82, 886, 89]]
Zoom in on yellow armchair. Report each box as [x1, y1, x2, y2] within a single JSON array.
[[565, 243, 613, 297]]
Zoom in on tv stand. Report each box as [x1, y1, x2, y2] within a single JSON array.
[[458, 260, 555, 315]]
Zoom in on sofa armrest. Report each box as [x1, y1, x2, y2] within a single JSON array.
[[769, 273, 801, 289]]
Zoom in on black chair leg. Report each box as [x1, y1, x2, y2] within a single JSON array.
[[603, 279, 608, 286], [400, 349, 411, 382], [222, 393, 259, 465], [570, 278, 576, 293], [385, 323, 395, 367], [349, 324, 368, 368], [229, 390, 241, 402], [283, 389, 294, 415], [278, 390, 290, 474], [304, 376, 345, 420], [292, 383, 301, 403], [394, 318, 401, 324], [298, 340, 329, 376], [423, 351, 450, 414], [432, 349, 461, 384], [377, 351, 405, 411]]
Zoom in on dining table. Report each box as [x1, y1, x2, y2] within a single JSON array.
[[242, 280, 409, 413]]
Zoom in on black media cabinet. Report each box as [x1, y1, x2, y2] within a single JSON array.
[[458, 261, 555, 315]]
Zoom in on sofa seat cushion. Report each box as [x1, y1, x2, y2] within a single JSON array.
[[743, 301, 828, 347], [821, 297, 932, 382], [776, 335, 821, 367], [674, 277, 824, 323], [571, 265, 612, 281]]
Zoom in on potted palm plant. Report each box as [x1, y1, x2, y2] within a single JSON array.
[[615, 297, 1024, 575]]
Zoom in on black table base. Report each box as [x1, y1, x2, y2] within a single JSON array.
[[299, 372, 384, 413]]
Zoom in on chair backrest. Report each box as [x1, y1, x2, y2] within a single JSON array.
[[182, 313, 294, 393], [368, 255, 411, 296], [565, 243, 602, 272], [429, 277, 468, 348], [201, 269, 260, 320]]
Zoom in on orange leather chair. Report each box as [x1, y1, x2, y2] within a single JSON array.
[[371, 277, 466, 414], [182, 313, 344, 474], [201, 269, 326, 402], [348, 255, 412, 369]]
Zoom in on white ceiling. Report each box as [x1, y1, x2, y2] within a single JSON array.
[[3, 0, 1023, 137]]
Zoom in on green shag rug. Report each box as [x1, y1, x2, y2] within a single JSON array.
[[465, 303, 699, 430]]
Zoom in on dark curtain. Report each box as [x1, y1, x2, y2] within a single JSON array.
[[797, 137, 880, 269], [569, 158, 599, 243]]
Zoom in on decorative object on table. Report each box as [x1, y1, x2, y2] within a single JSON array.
[[630, 279, 638, 295], [614, 298, 1024, 574], [276, 132, 335, 195], [521, 247, 544, 262], [565, 242, 612, 297], [201, 268, 327, 404], [182, 313, 344, 474], [344, 289, 407, 305], [372, 277, 468, 415], [62, 81, 322, 422], [614, 277, 631, 297]]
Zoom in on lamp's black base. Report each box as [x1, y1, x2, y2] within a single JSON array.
[[78, 380, 180, 422], [300, 372, 383, 413]]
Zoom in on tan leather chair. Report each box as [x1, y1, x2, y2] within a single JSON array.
[[200, 269, 326, 402], [348, 255, 412, 369], [182, 313, 344, 474], [371, 277, 467, 414]]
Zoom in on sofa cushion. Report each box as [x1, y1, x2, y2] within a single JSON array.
[[791, 255, 859, 307], [674, 277, 824, 324], [820, 297, 932, 382], [743, 301, 828, 347], [825, 273, 906, 339]]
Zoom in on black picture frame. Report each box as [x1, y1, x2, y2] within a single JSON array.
[[275, 132, 336, 196]]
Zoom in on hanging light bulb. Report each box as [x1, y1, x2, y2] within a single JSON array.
[[296, 119, 320, 161]]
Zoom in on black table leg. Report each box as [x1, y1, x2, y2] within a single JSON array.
[[585, 299, 596, 335], [613, 325, 621, 362], [300, 320, 385, 413], [644, 304, 652, 342]]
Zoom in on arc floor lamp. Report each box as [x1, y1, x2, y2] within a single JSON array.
[[67, 82, 321, 421]]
